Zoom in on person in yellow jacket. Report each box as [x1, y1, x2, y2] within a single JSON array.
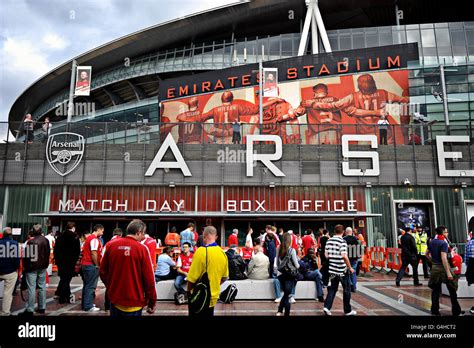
[[414, 224, 430, 278]]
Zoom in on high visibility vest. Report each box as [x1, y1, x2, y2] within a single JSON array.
[[415, 232, 428, 255]]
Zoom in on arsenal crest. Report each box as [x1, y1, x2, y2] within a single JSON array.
[[46, 132, 84, 176]]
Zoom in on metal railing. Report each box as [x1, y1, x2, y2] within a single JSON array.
[[5, 121, 474, 146]]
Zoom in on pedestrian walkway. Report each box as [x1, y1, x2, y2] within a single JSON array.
[[6, 273, 474, 316]]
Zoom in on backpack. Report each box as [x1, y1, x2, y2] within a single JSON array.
[[278, 248, 299, 278], [188, 247, 211, 315], [219, 283, 238, 304], [174, 292, 188, 305]]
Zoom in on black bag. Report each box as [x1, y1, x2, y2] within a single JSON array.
[[278, 248, 299, 277], [174, 292, 188, 305], [188, 248, 211, 315], [219, 283, 238, 304]]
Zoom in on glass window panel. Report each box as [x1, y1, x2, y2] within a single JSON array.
[[466, 29, 474, 46], [339, 34, 351, 50], [366, 32, 378, 47], [421, 29, 436, 47], [446, 74, 467, 83], [379, 29, 393, 45], [353, 33, 365, 48], [407, 30, 421, 44], [392, 29, 406, 44], [447, 102, 469, 111], [435, 29, 450, 47]]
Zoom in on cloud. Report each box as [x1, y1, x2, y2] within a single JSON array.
[[42, 33, 70, 50], [2, 37, 50, 76], [0, 0, 240, 127]]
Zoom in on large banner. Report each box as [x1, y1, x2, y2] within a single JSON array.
[[159, 43, 418, 145]]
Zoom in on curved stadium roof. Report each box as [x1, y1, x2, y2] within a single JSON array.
[[8, 0, 471, 129]]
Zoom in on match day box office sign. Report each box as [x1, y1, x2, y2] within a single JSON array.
[[52, 186, 366, 214]]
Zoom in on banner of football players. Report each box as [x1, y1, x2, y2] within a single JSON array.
[[160, 69, 410, 145]]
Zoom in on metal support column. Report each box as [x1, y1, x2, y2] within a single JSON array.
[[67, 60, 77, 124], [439, 64, 450, 126]]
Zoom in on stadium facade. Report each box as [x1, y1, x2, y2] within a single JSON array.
[[1, 0, 474, 251]]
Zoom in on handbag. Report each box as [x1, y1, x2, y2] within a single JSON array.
[[278, 248, 299, 277], [188, 247, 211, 315]]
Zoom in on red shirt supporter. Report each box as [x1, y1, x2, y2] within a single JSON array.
[[141, 235, 157, 270], [228, 232, 238, 247], [81, 234, 102, 266], [177, 253, 193, 273], [100, 221, 156, 311], [289, 231, 298, 250], [452, 252, 463, 275], [302, 234, 316, 254], [241, 247, 253, 261]]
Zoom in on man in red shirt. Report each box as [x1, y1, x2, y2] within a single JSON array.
[[174, 242, 193, 295], [302, 229, 317, 256], [228, 228, 239, 247], [141, 233, 157, 270], [288, 230, 299, 250], [100, 219, 156, 317], [80, 224, 104, 312]]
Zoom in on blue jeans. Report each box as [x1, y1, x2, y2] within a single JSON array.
[[350, 260, 358, 290], [110, 304, 142, 317], [273, 274, 295, 298], [174, 275, 187, 294], [324, 273, 352, 314], [82, 265, 99, 311], [305, 270, 324, 298], [25, 269, 47, 313], [277, 275, 296, 316]]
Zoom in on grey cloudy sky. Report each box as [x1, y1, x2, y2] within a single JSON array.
[[0, 0, 237, 137]]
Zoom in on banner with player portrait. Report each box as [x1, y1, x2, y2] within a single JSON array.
[[75, 66, 92, 96], [159, 43, 418, 145], [263, 68, 278, 97]]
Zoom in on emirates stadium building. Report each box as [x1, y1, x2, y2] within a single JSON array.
[[2, 0, 474, 252]]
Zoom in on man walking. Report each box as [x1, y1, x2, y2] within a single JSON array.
[[54, 223, 80, 304], [426, 226, 463, 316], [187, 226, 228, 316], [100, 219, 156, 317], [228, 228, 239, 247], [344, 227, 360, 292], [21, 225, 50, 316], [81, 224, 104, 312], [323, 224, 356, 316], [396, 227, 422, 287], [0, 227, 20, 316]]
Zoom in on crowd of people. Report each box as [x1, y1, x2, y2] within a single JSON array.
[[0, 220, 473, 317]]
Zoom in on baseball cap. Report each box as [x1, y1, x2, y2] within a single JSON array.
[[287, 230, 294, 234]]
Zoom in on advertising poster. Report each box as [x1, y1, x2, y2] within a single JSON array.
[[396, 203, 433, 233], [159, 44, 417, 145], [160, 70, 410, 145]]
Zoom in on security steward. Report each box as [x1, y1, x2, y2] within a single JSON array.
[[415, 224, 430, 279]]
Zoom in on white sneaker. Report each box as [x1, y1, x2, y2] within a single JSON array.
[[323, 307, 332, 316], [470, 307, 474, 315], [276, 312, 282, 316], [345, 310, 357, 316], [274, 297, 282, 303], [86, 306, 100, 312], [290, 297, 296, 304]]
